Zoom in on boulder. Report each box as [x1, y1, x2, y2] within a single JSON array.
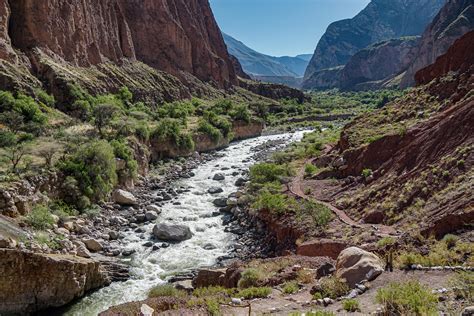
[[193, 268, 226, 288], [152, 224, 192, 242], [0, 236, 17, 249], [146, 205, 161, 213], [112, 190, 138, 206], [213, 198, 228, 207], [174, 280, 194, 293], [235, 178, 247, 187], [335, 247, 383, 288], [316, 262, 336, 278], [212, 173, 225, 181], [208, 187, 224, 194], [145, 211, 159, 221], [0, 249, 108, 314], [82, 239, 103, 252], [140, 304, 154, 316], [73, 241, 91, 258]]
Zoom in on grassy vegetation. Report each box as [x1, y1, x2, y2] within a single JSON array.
[[376, 281, 438, 315], [25, 205, 56, 230], [148, 284, 187, 298], [342, 299, 360, 312], [449, 271, 473, 303], [282, 281, 299, 294], [312, 276, 349, 299]]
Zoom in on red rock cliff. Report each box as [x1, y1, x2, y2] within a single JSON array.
[[0, 0, 236, 91]]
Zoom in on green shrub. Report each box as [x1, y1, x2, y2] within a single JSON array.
[[442, 234, 459, 249], [26, 205, 55, 230], [302, 201, 333, 227], [304, 163, 318, 177], [212, 99, 234, 114], [59, 140, 117, 208], [152, 118, 195, 151], [34, 89, 55, 107], [204, 111, 232, 138], [376, 281, 438, 315], [282, 281, 299, 294], [231, 104, 251, 123], [237, 287, 271, 299], [377, 237, 396, 248], [362, 168, 373, 178], [314, 277, 349, 299], [148, 284, 186, 298], [238, 268, 264, 288], [110, 139, 138, 179], [117, 86, 133, 106], [449, 271, 473, 302], [250, 163, 289, 184], [252, 190, 293, 215], [0, 129, 16, 147], [93, 104, 120, 137], [342, 299, 360, 312], [197, 119, 222, 143]]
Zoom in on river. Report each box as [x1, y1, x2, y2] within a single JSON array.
[[64, 131, 308, 316]]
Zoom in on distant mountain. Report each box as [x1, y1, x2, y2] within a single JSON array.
[[303, 0, 446, 89], [222, 33, 311, 78]]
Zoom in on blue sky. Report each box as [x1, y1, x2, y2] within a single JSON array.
[[210, 0, 370, 57]]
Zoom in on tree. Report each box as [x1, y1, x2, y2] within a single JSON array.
[[93, 104, 119, 137], [117, 86, 133, 107], [4, 143, 28, 172], [38, 143, 62, 168], [0, 111, 24, 133]]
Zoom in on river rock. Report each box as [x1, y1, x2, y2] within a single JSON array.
[[174, 280, 194, 292], [208, 187, 224, 194], [0, 236, 17, 249], [112, 190, 138, 206], [235, 178, 247, 186], [0, 249, 107, 314], [145, 211, 159, 221], [213, 198, 228, 207], [140, 304, 154, 316], [146, 205, 161, 213], [152, 224, 193, 242], [193, 268, 226, 288], [336, 247, 383, 288], [82, 238, 103, 252], [73, 241, 91, 258], [212, 173, 225, 181]]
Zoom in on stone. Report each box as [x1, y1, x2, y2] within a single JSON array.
[[62, 221, 75, 231], [0, 249, 108, 314], [235, 178, 247, 186], [73, 241, 91, 258], [208, 187, 224, 194], [152, 223, 192, 242], [297, 239, 348, 259], [193, 268, 226, 288], [82, 238, 103, 252], [213, 198, 228, 207], [462, 306, 474, 316], [0, 236, 17, 249], [109, 231, 120, 240], [231, 298, 242, 305], [174, 280, 194, 293], [140, 304, 154, 316], [316, 262, 336, 278], [335, 247, 384, 288], [145, 211, 159, 221], [212, 173, 225, 181], [112, 189, 138, 206], [146, 205, 161, 213]]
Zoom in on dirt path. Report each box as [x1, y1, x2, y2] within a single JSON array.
[[288, 158, 398, 237]]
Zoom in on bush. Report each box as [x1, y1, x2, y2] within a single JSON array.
[[35, 89, 55, 107], [252, 190, 292, 215], [314, 277, 349, 299], [377, 237, 396, 248], [59, 140, 117, 208], [302, 201, 333, 228], [283, 281, 299, 294], [203, 111, 232, 138], [26, 205, 55, 230], [376, 281, 438, 315], [250, 163, 289, 184], [110, 139, 138, 180], [449, 271, 473, 302], [0, 129, 16, 147], [342, 299, 360, 312], [212, 99, 234, 114], [237, 287, 271, 299], [304, 163, 318, 177], [152, 118, 195, 151], [442, 234, 459, 249], [238, 268, 264, 288], [197, 119, 222, 143], [93, 104, 120, 137], [148, 284, 186, 298], [231, 104, 251, 123], [361, 168, 373, 178]]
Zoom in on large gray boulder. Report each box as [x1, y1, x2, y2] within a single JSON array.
[[335, 247, 383, 288], [152, 223, 193, 242], [112, 189, 138, 206]]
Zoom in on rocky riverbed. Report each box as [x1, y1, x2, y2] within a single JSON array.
[[58, 130, 310, 315]]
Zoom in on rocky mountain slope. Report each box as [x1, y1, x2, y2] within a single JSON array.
[[223, 32, 311, 85], [0, 0, 237, 103], [303, 0, 445, 89], [401, 0, 474, 87]]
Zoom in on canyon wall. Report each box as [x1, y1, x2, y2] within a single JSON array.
[[0, 0, 237, 102]]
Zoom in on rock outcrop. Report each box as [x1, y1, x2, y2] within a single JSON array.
[[401, 0, 474, 87], [0, 0, 237, 102], [239, 79, 308, 103], [416, 31, 474, 85], [0, 249, 109, 314], [303, 0, 445, 88]]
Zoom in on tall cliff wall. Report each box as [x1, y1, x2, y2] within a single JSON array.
[[0, 0, 237, 101]]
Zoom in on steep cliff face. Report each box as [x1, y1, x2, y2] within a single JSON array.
[[0, 0, 237, 100], [339, 37, 420, 90], [303, 0, 445, 88], [401, 0, 474, 87], [416, 31, 474, 85]]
